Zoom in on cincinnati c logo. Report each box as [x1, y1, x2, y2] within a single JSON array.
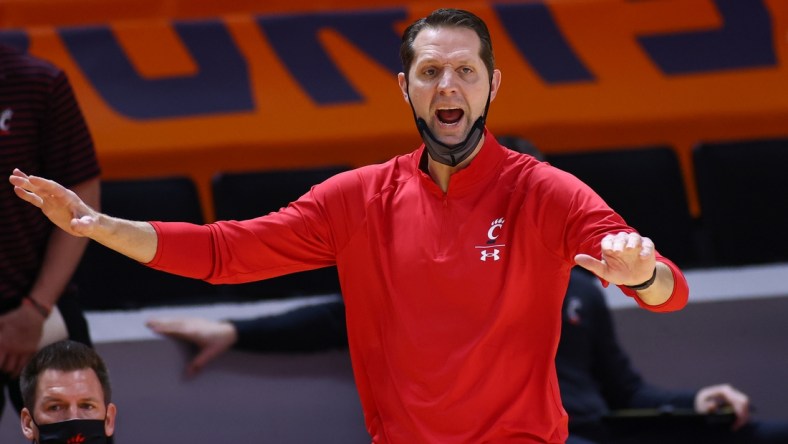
[[486, 218, 505, 244], [0, 109, 12, 134]]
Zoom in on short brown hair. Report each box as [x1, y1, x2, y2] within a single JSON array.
[[20, 340, 112, 411], [400, 8, 495, 81]]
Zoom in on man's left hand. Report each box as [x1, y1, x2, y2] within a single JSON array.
[[574, 231, 656, 287]]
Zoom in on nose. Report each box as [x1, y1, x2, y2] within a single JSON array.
[[66, 404, 97, 420], [437, 68, 458, 94], [66, 405, 81, 419]]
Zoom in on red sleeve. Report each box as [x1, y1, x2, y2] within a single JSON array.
[[144, 169, 365, 285], [145, 221, 215, 279], [618, 257, 689, 312], [534, 163, 689, 313]]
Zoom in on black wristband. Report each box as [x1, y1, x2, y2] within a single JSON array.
[[625, 267, 657, 291]]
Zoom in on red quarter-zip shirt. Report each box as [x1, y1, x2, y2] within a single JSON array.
[[148, 130, 688, 443]]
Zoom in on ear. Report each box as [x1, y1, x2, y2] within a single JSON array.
[[489, 69, 502, 103], [21, 407, 36, 441], [397, 73, 409, 102], [104, 403, 117, 437]]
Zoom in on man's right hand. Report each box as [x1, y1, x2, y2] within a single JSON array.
[[10, 168, 160, 263], [146, 317, 239, 377], [10, 169, 100, 238]]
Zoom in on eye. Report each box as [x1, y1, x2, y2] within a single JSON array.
[[79, 403, 97, 410], [422, 67, 437, 77], [460, 66, 474, 74], [45, 404, 63, 412]]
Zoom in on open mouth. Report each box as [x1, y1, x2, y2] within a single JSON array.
[[436, 108, 464, 125]]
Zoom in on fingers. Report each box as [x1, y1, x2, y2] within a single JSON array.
[[10, 171, 66, 210], [580, 231, 658, 287], [10, 169, 43, 194], [9, 168, 30, 185], [12, 181, 44, 207], [574, 254, 605, 278], [601, 232, 654, 257], [10, 169, 68, 200], [696, 384, 750, 430], [720, 385, 750, 430], [146, 318, 193, 341], [187, 344, 230, 378], [147, 318, 237, 378], [146, 317, 223, 345]]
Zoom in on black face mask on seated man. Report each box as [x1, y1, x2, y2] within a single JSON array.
[[33, 418, 108, 444]]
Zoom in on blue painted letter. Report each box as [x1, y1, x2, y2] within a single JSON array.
[[638, 0, 775, 75], [495, 3, 595, 84], [257, 9, 405, 105], [60, 20, 253, 119]]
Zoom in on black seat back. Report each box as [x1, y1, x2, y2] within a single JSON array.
[[73, 176, 218, 310], [548, 147, 699, 268]]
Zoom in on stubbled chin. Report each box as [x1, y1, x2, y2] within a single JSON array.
[[432, 128, 468, 146]]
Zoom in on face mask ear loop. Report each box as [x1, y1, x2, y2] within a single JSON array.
[[30, 415, 42, 444], [405, 78, 421, 128]]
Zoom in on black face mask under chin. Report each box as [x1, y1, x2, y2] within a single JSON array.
[[34, 418, 108, 444], [408, 82, 492, 167]]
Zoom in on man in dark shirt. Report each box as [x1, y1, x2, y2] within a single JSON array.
[[559, 268, 788, 444]]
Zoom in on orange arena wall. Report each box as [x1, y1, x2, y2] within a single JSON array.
[[2, 0, 787, 220]]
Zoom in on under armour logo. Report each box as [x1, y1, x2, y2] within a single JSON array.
[[0, 109, 12, 134], [480, 249, 500, 261], [487, 217, 505, 244]]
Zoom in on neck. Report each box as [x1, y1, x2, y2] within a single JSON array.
[[426, 135, 485, 192]]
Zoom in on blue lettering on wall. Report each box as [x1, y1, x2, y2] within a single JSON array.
[[60, 20, 253, 119], [494, 3, 595, 84], [0, 30, 29, 52], [257, 9, 405, 105], [637, 0, 776, 74]]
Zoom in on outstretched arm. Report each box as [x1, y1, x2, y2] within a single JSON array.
[[147, 301, 347, 377], [9, 169, 158, 263], [574, 231, 675, 306]]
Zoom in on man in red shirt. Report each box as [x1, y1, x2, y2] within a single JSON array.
[[9, 9, 687, 443]]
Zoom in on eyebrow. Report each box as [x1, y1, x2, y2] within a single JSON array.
[[39, 395, 102, 404], [415, 57, 478, 67]]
